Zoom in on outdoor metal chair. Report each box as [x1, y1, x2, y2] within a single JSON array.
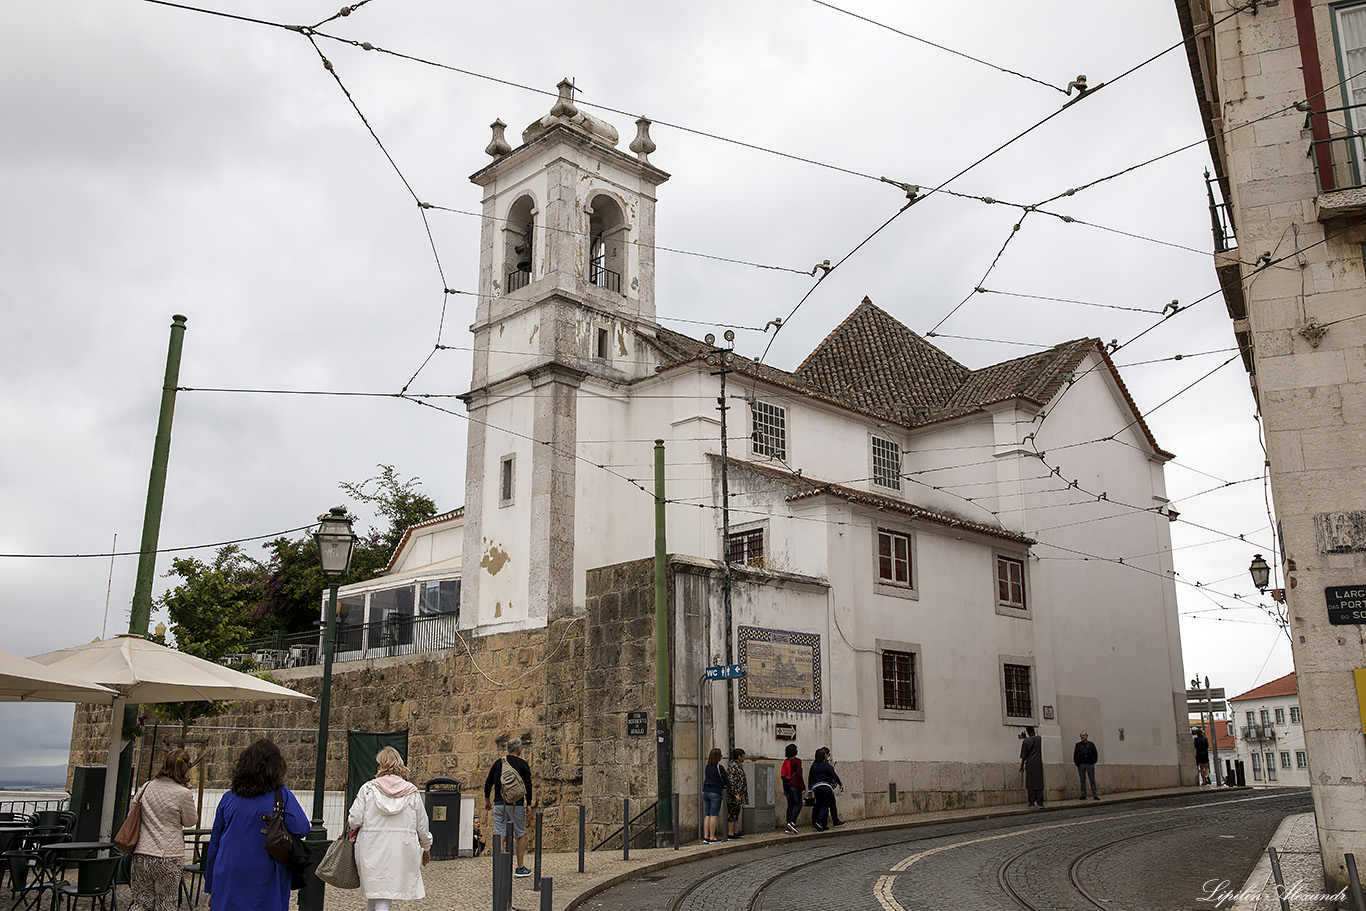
[[176, 831, 208, 908], [5, 849, 55, 911], [55, 857, 118, 911]]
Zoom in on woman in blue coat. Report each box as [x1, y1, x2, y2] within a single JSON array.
[[204, 739, 310, 911]]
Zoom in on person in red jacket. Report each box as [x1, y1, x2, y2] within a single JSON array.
[[779, 744, 804, 834]]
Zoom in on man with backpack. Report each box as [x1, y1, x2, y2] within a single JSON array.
[[483, 738, 533, 876]]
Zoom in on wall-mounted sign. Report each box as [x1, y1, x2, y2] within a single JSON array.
[[738, 626, 822, 714], [1326, 586, 1366, 625], [626, 711, 649, 736], [1042, 705, 1055, 720], [774, 723, 797, 740]]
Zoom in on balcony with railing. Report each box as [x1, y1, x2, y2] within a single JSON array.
[[1308, 102, 1366, 218], [589, 256, 621, 293], [1206, 169, 1236, 254]]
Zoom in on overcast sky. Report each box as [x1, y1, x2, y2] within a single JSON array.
[[0, 0, 1286, 782]]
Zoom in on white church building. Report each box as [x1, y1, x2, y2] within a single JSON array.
[[330, 80, 1195, 824]]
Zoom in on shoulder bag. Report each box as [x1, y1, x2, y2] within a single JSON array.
[[113, 784, 146, 853], [261, 788, 310, 889]]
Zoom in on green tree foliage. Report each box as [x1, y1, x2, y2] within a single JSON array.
[[340, 464, 439, 561]]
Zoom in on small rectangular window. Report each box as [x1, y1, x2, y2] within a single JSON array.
[[596, 327, 609, 359], [1265, 753, 1277, 781], [997, 556, 1026, 609], [878, 529, 912, 586], [1275, 707, 1285, 724], [1290, 706, 1301, 724], [1296, 751, 1308, 768], [1004, 663, 1033, 718], [499, 454, 516, 506], [1227, 721, 1234, 737], [727, 528, 765, 567], [1280, 751, 1291, 769], [871, 436, 902, 490], [882, 650, 917, 711], [750, 400, 787, 461]]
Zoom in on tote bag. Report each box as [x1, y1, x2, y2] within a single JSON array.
[[315, 833, 360, 889]]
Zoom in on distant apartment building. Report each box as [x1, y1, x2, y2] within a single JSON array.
[[1229, 673, 1309, 787]]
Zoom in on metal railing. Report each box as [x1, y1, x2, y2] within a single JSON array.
[[1307, 102, 1366, 194], [237, 612, 459, 668], [589, 262, 621, 293], [1205, 169, 1236, 253], [591, 799, 657, 851], [0, 796, 69, 816], [508, 269, 531, 291]]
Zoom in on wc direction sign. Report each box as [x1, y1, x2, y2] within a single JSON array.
[[706, 664, 746, 680]]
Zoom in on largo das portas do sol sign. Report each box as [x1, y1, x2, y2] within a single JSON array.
[[1326, 585, 1366, 625]]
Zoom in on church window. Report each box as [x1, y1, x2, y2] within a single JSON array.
[[882, 650, 918, 711], [871, 436, 901, 490], [499, 454, 516, 507], [1003, 663, 1033, 719], [586, 194, 625, 293], [750, 400, 786, 460], [596, 327, 610, 360]]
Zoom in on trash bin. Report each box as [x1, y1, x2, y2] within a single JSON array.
[[424, 776, 461, 860]]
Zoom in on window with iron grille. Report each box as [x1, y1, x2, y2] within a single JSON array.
[[1296, 751, 1308, 768], [997, 556, 1026, 609], [882, 650, 917, 711], [1290, 706, 1300, 724], [871, 436, 901, 490], [877, 529, 912, 586], [1004, 663, 1033, 718], [727, 528, 765, 567], [750, 400, 786, 460]]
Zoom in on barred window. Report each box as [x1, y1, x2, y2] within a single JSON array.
[[882, 650, 917, 711], [727, 528, 765, 567], [877, 529, 912, 586], [1004, 663, 1033, 718], [872, 436, 901, 490], [750, 400, 787, 460], [1296, 751, 1308, 768], [997, 556, 1026, 609], [1290, 706, 1300, 723]]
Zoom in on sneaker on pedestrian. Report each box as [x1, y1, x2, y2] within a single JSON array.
[[832, 821, 846, 828], [514, 866, 532, 877], [785, 822, 798, 833]]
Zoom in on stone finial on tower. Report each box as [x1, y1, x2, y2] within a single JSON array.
[[629, 117, 657, 164], [550, 79, 579, 119], [485, 119, 512, 159]]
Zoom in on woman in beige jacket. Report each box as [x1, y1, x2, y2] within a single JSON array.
[[130, 749, 197, 911]]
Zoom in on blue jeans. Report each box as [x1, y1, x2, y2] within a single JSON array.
[[703, 790, 723, 817], [783, 785, 803, 825], [1077, 763, 1097, 797]]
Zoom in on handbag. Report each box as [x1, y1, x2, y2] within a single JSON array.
[[803, 790, 815, 807], [114, 785, 145, 852], [261, 788, 310, 889], [315, 831, 360, 889]]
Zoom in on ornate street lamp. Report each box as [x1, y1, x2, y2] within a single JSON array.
[[302, 507, 355, 911], [1249, 554, 1271, 593]]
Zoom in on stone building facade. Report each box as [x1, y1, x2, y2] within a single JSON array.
[[1177, 0, 1366, 890]]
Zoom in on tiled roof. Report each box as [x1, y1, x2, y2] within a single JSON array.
[[708, 454, 1035, 546], [383, 507, 465, 575], [795, 298, 970, 423], [1230, 671, 1298, 702], [643, 298, 1171, 459]]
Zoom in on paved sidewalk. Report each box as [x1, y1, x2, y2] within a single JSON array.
[[1228, 812, 1354, 911], [271, 784, 1230, 911]]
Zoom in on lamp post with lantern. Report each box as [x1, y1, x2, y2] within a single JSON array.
[[301, 507, 356, 911]]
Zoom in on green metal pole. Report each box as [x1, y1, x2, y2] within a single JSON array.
[[654, 440, 673, 837], [116, 314, 188, 832], [299, 583, 339, 911]]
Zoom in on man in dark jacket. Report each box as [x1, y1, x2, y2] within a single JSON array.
[[484, 738, 533, 876], [1073, 731, 1099, 800], [1020, 727, 1045, 808], [1193, 728, 1211, 785]]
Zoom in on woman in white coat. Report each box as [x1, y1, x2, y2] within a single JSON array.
[[347, 747, 433, 911]]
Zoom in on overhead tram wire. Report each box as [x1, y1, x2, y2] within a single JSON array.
[[809, 0, 1069, 94], [0, 524, 315, 560]]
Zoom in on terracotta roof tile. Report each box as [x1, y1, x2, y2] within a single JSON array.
[[1229, 672, 1298, 702]]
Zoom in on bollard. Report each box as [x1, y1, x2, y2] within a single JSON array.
[[673, 793, 680, 851], [540, 876, 553, 911], [1347, 853, 1366, 911], [533, 810, 543, 891], [578, 805, 586, 874], [491, 828, 504, 911], [623, 797, 630, 861], [1268, 847, 1291, 911]]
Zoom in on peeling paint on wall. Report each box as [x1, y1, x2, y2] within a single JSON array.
[[482, 544, 510, 575], [617, 325, 627, 357], [494, 601, 502, 618]]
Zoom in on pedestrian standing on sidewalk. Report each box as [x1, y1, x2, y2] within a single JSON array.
[[808, 747, 844, 831], [348, 746, 432, 911], [780, 744, 804, 834], [1020, 727, 1045, 808], [127, 748, 197, 911], [726, 748, 748, 839], [1193, 728, 1211, 785], [1073, 732, 1100, 800], [483, 738, 533, 877], [701, 748, 728, 844]]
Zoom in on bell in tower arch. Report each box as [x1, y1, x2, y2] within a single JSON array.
[[514, 222, 533, 274]]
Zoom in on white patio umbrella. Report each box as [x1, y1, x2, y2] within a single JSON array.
[[0, 649, 119, 703], [28, 634, 314, 838]]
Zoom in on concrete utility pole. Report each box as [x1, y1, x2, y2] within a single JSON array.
[[653, 440, 673, 839], [704, 332, 737, 756]]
